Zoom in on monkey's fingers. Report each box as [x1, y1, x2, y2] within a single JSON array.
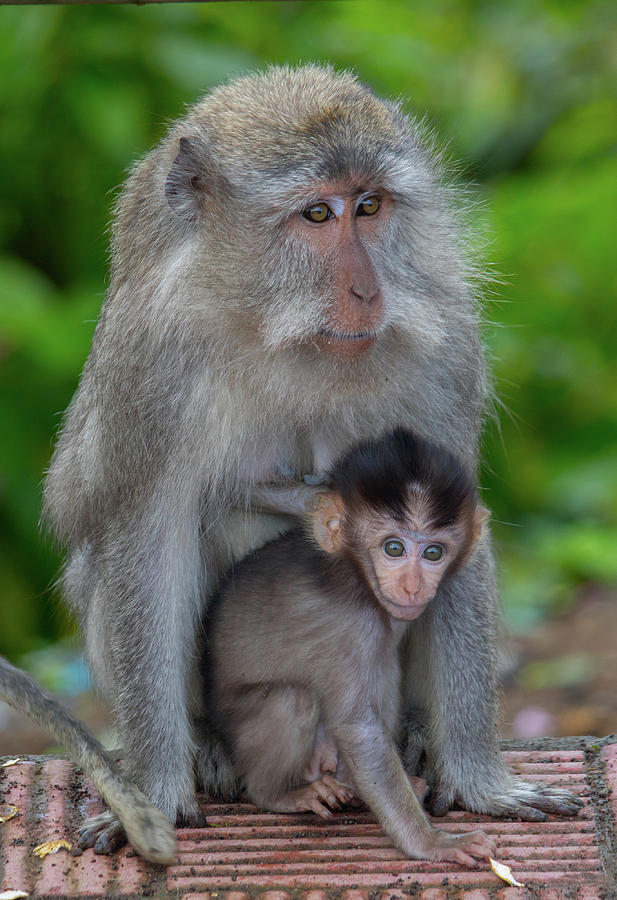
[[431, 841, 479, 868], [78, 811, 126, 854], [457, 830, 496, 859], [176, 804, 207, 828], [320, 774, 355, 806], [432, 829, 494, 868], [298, 787, 335, 819], [312, 777, 342, 810], [428, 789, 548, 822], [93, 822, 127, 856], [308, 796, 335, 819], [284, 785, 333, 819], [481, 781, 583, 821], [450, 850, 479, 868], [516, 785, 583, 817], [427, 778, 582, 822]]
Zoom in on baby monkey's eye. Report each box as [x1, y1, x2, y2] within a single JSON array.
[[383, 539, 405, 558], [356, 195, 380, 217], [422, 544, 444, 562], [303, 203, 333, 223]]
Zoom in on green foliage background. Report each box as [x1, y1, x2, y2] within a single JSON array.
[[0, 0, 616, 657]]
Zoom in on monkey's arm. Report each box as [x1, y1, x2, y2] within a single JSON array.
[[247, 482, 330, 517], [404, 540, 583, 820], [0, 656, 176, 865], [333, 713, 493, 865]]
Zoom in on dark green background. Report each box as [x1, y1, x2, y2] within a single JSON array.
[[1, 0, 616, 667]]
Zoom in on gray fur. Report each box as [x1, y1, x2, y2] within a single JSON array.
[[0, 656, 176, 864], [43, 65, 578, 848]]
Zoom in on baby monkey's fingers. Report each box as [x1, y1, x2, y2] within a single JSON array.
[[457, 829, 496, 859], [284, 783, 333, 818], [429, 828, 495, 868], [320, 774, 355, 806]]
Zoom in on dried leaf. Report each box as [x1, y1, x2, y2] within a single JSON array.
[[0, 804, 18, 823], [0, 891, 29, 899], [490, 857, 526, 887], [1, 759, 22, 768], [32, 839, 72, 859]]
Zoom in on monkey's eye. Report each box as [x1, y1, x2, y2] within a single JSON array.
[[303, 203, 333, 223], [422, 544, 444, 562], [357, 195, 380, 217], [383, 539, 405, 558]]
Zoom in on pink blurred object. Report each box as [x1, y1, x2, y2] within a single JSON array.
[[512, 706, 558, 738]]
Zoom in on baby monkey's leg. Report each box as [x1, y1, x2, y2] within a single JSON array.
[[302, 723, 363, 812], [231, 686, 353, 819], [230, 685, 317, 802], [303, 721, 338, 781]]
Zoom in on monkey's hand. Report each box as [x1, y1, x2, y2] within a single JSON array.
[[426, 773, 583, 822], [78, 798, 204, 862]]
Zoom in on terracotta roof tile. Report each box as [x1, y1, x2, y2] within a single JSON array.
[[1, 744, 615, 899]]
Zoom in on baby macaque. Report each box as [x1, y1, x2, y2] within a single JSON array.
[[206, 428, 494, 866]]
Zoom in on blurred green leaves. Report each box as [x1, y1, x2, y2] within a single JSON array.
[[0, 0, 615, 654]]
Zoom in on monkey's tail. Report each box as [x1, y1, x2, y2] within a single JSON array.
[[0, 655, 176, 865]]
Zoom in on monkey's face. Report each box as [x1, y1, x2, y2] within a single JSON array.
[[343, 493, 480, 621], [362, 525, 457, 621], [163, 66, 466, 379], [278, 185, 392, 360], [235, 172, 452, 369]]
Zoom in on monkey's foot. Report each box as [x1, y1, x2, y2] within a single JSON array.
[[278, 775, 355, 819], [428, 828, 495, 868], [409, 774, 428, 802], [78, 810, 127, 856], [195, 727, 243, 799], [428, 776, 583, 821], [176, 800, 207, 828]]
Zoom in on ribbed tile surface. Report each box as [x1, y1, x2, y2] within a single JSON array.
[[1, 747, 615, 899]]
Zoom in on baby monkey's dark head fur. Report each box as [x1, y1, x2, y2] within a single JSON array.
[[331, 427, 479, 531]]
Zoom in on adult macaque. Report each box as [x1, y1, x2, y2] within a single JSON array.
[[43, 65, 581, 852], [207, 428, 495, 866], [0, 657, 176, 864]]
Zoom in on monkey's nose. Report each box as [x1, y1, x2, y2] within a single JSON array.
[[400, 577, 420, 603], [350, 284, 381, 305]]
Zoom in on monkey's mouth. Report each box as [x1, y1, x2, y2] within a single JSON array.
[[318, 328, 376, 341], [314, 328, 377, 357], [379, 592, 430, 621]]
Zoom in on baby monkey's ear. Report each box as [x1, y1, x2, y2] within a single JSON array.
[[311, 492, 346, 554], [457, 504, 490, 568], [473, 505, 491, 544]]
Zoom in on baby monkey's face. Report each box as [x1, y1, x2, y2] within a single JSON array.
[[350, 490, 487, 621], [363, 522, 462, 621], [310, 486, 487, 621]]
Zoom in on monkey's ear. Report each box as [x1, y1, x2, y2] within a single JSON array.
[[165, 137, 209, 221], [455, 504, 490, 570], [471, 504, 490, 547], [312, 492, 346, 555]]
